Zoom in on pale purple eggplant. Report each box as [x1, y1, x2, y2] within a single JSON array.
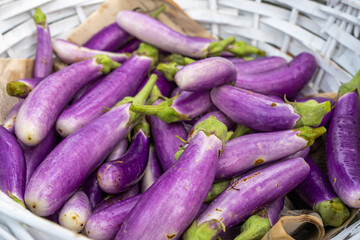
[[24, 74, 157, 216], [156, 54, 195, 81], [117, 39, 142, 53], [224, 57, 246, 64], [71, 76, 103, 103], [106, 138, 128, 162], [24, 128, 59, 184], [216, 126, 325, 179], [6, 78, 42, 98], [282, 147, 310, 160], [234, 56, 287, 75], [58, 190, 92, 232], [16, 55, 119, 146], [141, 144, 162, 192], [235, 52, 317, 98], [52, 39, 129, 64], [183, 157, 310, 240], [211, 85, 331, 132], [115, 116, 227, 240], [3, 100, 23, 134], [56, 43, 157, 137], [137, 70, 175, 97], [174, 57, 237, 92], [83, 23, 131, 51], [97, 121, 150, 194], [33, 8, 52, 78], [82, 171, 104, 209], [0, 126, 26, 206], [116, 10, 236, 58], [295, 156, 350, 227], [85, 194, 142, 240]]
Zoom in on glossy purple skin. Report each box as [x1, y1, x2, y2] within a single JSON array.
[[296, 156, 337, 207], [235, 52, 317, 98], [24, 104, 133, 216], [175, 57, 237, 92], [267, 197, 285, 226], [0, 126, 26, 203], [189, 111, 233, 138], [137, 70, 175, 97], [116, 11, 212, 58], [225, 57, 246, 64], [106, 138, 128, 162], [85, 194, 142, 240], [3, 100, 23, 133], [211, 85, 300, 131], [216, 129, 308, 179], [34, 23, 52, 78], [71, 76, 103, 104], [115, 131, 222, 240], [326, 91, 360, 208], [24, 128, 59, 184], [52, 39, 129, 64], [282, 147, 310, 161], [82, 171, 104, 209], [98, 130, 150, 194], [9, 78, 43, 98], [173, 90, 212, 118], [234, 56, 287, 75], [83, 23, 130, 51], [141, 145, 162, 192], [148, 115, 187, 171], [56, 54, 152, 137], [195, 157, 310, 237], [15, 58, 104, 146], [117, 38, 142, 53], [58, 190, 92, 232]]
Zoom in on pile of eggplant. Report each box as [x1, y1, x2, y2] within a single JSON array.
[[1, 6, 360, 240]]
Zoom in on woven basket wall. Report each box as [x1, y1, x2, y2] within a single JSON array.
[[0, 0, 360, 239]]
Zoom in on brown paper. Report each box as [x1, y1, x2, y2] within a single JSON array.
[[0, 0, 358, 239]]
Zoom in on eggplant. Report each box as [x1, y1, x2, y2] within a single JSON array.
[[235, 52, 317, 98], [183, 157, 310, 240], [117, 39, 142, 53], [115, 116, 227, 240], [216, 126, 325, 179], [189, 111, 233, 138], [234, 56, 287, 75], [58, 190, 92, 232], [97, 120, 150, 194], [71, 76, 103, 104], [136, 70, 175, 97], [15, 55, 120, 146], [3, 100, 23, 134], [24, 74, 157, 216], [56, 43, 157, 137], [155, 54, 195, 81], [0, 126, 26, 206], [82, 171, 104, 209], [295, 156, 350, 227], [106, 138, 128, 162], [33, 8, 52, 78], [141, 144, 162, 192], [211, 85, 331, 132], [6, 78, 43, 98]]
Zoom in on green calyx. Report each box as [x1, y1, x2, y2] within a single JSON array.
[[315, 198, 350, 227], [148, 85, 164, 105], [8, 191, 25, 208], [183, 220, 224, 240], [166, 53, 196, 65], [132, 119, 150, 139], [150, 4, 166, 18], [136, 43, 159, 68], [338, 70, 360, 98], [229, 124, 253, 140], [226, 41, 265, 57], [207, 37, 236, 57], [295, 126, 326, 147], [156, 62, 179, 81], [205, 180, 230, 203], [95, 55, 121, 74], [226, 131, 234, 142], [175, 148, 185, 161], [6, 81, 32, 97], [290, 99, 332, 128], [235, 212, 271, 240], [34, 8, 46, 27]]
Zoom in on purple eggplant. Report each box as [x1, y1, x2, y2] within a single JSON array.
[[216, 126, 325, 179], [24, 127, 59, 184], [52, 39, 129, 64], [97, 120, 150, 194], [15, 55, 119, 146], [174, 57, 236, 92], [58, 190, 92, 232], [141, 144, 162, 192], [183, 157, 310, 240], [106, 138, 128, 162], [85, 194, 142, 240], [3, 100, 23, 134], [115, 116, 227, 240], [0, 126, 26, 206], [56, 43, 157, 137], [82, 171, 104, 209], [234, 56, 287, 75], [33, 8, 52, 78], [117, 39, 142, 53], [235, 52, 317, 98], [282, 147, 310, 160], [6, 78, 43, 98], [24, 74, 157, 216], [137, 70, 175, 97], [295, 156, 350, 227], [71, 76, 103, 104], [156, 54, 195, 81], [224, 57, 246, 64], [211, 85, 331, 132]]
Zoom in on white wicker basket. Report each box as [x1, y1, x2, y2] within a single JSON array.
[[0, 0, 360, 239]]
